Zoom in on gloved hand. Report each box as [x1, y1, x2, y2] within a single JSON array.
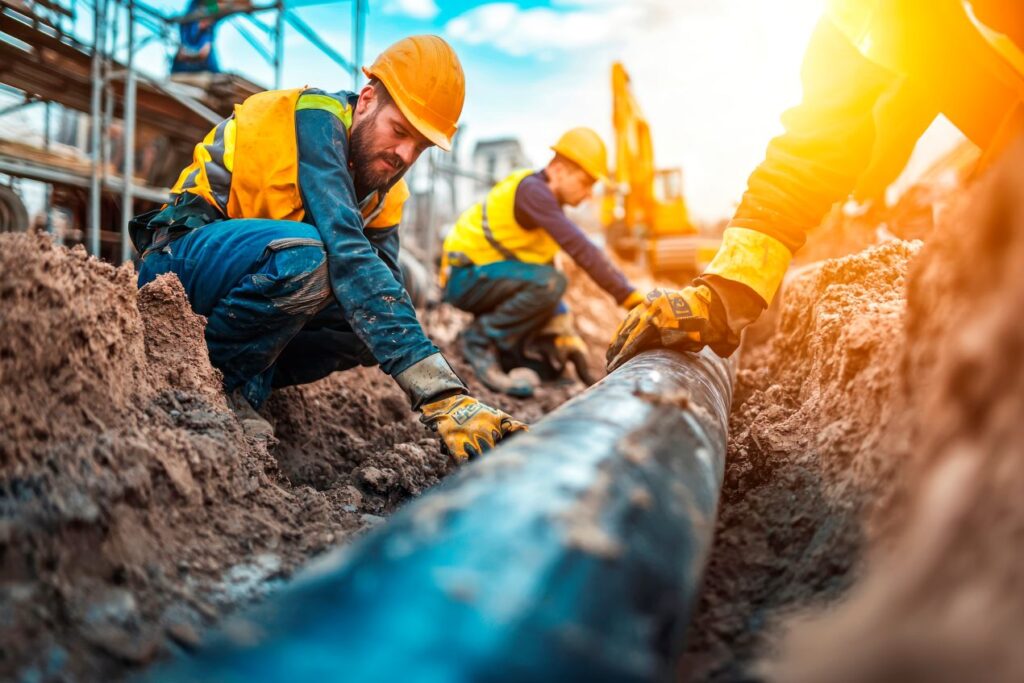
[[621, 290, 646, 310], [606, 283, 739, 371], [536, 312, 597, 386], [553, 332, 597, 386], [420, 394, 528, 462]]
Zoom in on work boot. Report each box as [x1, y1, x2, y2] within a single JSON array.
[[459, 325, 535, 398], [227, 389, 276, 443]]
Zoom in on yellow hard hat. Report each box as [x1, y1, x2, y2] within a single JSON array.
[[362, 35, 466, 152], [550, 127, 608, 182]]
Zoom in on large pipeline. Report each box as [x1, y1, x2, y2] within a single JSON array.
[[151, 348, 734, 682]]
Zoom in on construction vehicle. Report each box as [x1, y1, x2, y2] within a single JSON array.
[[601, 62, 719, 282]]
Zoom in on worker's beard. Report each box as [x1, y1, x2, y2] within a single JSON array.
[[349, 112, 405, 200]]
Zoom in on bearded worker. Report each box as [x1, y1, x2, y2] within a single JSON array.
[[131, 35, 525, 461]]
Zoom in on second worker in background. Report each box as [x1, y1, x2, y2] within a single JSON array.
[[441, 127, 644, 397]]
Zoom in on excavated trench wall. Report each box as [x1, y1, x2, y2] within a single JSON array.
[[684, 137, 1024, 681]]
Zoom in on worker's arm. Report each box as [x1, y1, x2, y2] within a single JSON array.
[[609, 18, 898, 369], [732, 19, 895, 251], [295, 107, 443, 386], [514, 173, 637, 305], [296, 103, 526, 457], [364, 225, 404, 288]]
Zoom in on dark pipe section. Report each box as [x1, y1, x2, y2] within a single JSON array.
[[149, 348, 734, 683]]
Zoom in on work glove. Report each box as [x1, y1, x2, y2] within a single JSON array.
[[551, 332, 596, 386], [536, 312, 597, 386], [606, 283, 739, 371], [419, 394, 528, 462], [621, 290, 646, 310]]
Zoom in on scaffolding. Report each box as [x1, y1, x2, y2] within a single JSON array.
[[0, 0, 366, 262]]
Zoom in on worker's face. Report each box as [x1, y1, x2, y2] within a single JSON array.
[[350, 85, 433, 197], [556, 163, 597, 207]]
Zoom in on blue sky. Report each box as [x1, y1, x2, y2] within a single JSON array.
[[6, 0, 964, 220]]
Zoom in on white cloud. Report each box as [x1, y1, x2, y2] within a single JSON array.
[[447, 0, 823, 220], [444, 2, 647, 57], [380, 0, 440, 21]]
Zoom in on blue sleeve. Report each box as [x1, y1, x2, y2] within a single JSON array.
[[514, 175, 635, 304], [365, 225, 404, 287], [296, 106, 436, 375]]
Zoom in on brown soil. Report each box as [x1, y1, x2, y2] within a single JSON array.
[[761, 136, 1024, 683], [681, 240, 918, 681], [684, 137, 1024, 681], [0, 233, 612, 681]]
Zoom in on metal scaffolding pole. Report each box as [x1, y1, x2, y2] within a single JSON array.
[[273, 0, 284, 88], [352, 0, 364, 88], [88, 0, 108, 256], [120, 0, 137, 263]]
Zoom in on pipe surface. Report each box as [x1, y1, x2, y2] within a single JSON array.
[[152, 348, 734, 683]]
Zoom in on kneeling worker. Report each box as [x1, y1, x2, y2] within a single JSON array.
[[441, 127, 644, 397], [131, 35, 525, 462]]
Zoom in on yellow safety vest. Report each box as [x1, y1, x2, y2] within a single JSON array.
[[441, 169, 560, 283], [170, 87, 408, 229]]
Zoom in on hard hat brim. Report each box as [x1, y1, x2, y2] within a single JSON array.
[[550, 144, 607, 183]]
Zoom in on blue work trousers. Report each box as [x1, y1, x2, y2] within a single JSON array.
[[138, 219, 374, 408], [443, 261, 567, 353]]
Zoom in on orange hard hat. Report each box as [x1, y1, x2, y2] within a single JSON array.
[[362, 35, 465, 152], [550, 127, 608, 182]]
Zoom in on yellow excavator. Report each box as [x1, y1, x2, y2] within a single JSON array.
[[601, 62, 719, 282]]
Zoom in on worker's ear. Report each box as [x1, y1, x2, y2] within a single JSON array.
[[354, 85, 377, 117]]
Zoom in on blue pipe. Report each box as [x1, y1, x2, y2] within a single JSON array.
[[150, 348, 734, 682]]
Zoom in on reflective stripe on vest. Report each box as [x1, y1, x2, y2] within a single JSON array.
[[442, 169, 560, 270], [479, 200, 520, 262], [169, 88, 406, 229]]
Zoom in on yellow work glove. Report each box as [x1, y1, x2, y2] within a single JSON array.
[[419, 394, 528, 462], [606, 284, 739, 371], [621, 290, 646, 310]]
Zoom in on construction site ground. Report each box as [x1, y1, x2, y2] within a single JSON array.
[[3, 139, 1024, 681]]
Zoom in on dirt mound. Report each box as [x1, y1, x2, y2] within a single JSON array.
[[0, 233, 619, 681], [681, 238, 918, 680], [0, 235, 396, 680], [763, 136, 1024, 682], [1, 236, 322, 679]]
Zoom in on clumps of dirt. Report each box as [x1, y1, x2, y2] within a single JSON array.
[[682, 238, 920, 679], [0, 235, 355, 681], [762, 136, 1024, 683]]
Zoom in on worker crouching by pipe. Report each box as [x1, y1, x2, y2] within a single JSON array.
[[441, 127, 645, 397], [129, 35, 526, 463]]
